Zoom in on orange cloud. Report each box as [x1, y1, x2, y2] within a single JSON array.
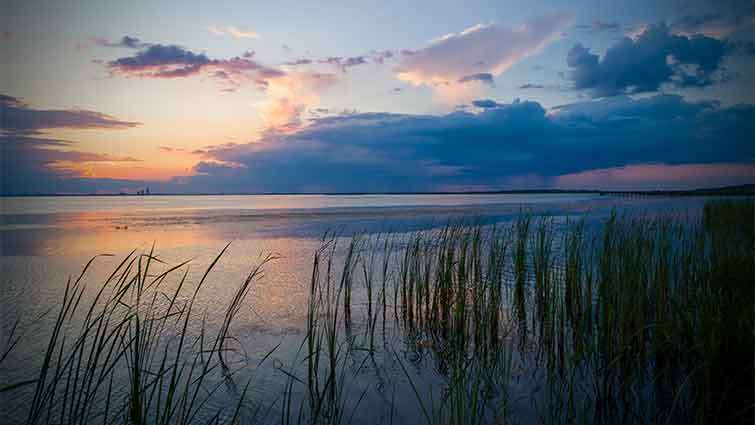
[[207, 26, 260, 39], [255, 71, 339, 133], [48, 160, 181, 181]]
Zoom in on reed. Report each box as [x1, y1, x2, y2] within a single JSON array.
[[3, 199, 752, 424], [513, 212, 532, 350], [3, 244, 281, 425]]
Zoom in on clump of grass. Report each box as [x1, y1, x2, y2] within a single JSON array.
[[532, 215, 554, 366], [283, 232, 375, 425], [513, 212, 532, 350]]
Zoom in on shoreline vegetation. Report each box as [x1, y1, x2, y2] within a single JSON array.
[[1, 184, 754, 198], [1, 199, 753, 424]]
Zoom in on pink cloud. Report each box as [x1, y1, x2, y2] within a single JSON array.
[[555, 163, 755, 190], [396, 14, 572, 104]]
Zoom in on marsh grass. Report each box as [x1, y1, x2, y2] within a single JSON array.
[[2, 199, 753, 424], [300, 201, 753, 424], [2, 244, 281, 425]]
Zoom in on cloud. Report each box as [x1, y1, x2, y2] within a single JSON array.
[[371, 50, 395, 64], [284, 49, 400, 72], [284, 58, 313, 66], [103, 42, 286, 92], [158, 145, 189, 153], [517, 83, 545, 89], [672, 4, 755, 38], [0, 96, 145, 194], [566, 23, 729, 97], [1, 94, 140, 135], [458, 73, 494, 84], [395, 14, 572, 104], [77, 35, 149, 51], [164, 94, 754, 193], [207, 26, 260, 39], [317, 56, 368, 73], [101, 39, 339, 132], [1, 135, 144, 195], [105, 44, 213, 77], [254, 71, 340, 133], [4, 94, 753, 194], [555, 163, 755, 191], [284, 55, 369, 73], [471, 99, 502, 109], [93, 35, 148, 48], [576, 20, 621, 34]]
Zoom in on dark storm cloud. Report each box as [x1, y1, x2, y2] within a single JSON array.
[[1, 94, 140, 135], [167, 94, 754, 193], [566, 23, 730, 97]]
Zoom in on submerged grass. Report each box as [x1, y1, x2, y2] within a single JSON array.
[[2, 199, 753, 424]]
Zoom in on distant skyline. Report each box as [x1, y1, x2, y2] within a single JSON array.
[[2, 0, 755, 194]]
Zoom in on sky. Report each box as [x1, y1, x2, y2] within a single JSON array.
[[2, 0, 755, 194]]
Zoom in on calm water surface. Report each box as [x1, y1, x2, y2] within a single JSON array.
[[0, 194, 719, 423]]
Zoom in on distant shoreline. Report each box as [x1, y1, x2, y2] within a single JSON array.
[[1, 184, 753, 198], [2, 189, 597, 197]]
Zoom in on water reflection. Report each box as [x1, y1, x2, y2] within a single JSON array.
[[0, 194, 740, 425]]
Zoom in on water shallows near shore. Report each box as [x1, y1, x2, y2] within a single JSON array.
[[1, 195, 753, 424]]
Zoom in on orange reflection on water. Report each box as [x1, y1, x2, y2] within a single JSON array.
[[40, 225, 219, 257], [3, 210, 224, 257]]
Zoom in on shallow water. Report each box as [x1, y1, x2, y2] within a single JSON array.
[[0, 193, 726, 423]]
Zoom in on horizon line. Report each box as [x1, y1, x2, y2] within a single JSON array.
[[2, 184, 753, 198]]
